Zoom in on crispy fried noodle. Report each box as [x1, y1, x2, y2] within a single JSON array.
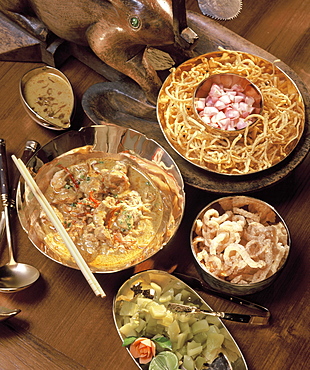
[[158, 48, 305, 174]]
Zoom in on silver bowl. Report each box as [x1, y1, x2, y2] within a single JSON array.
[[17, 125, 185, 273], [19, 65, 74, 130], [190, 196, 290, 295]]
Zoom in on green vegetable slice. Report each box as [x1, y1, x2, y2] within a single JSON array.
[[149, 351, 179, 370]]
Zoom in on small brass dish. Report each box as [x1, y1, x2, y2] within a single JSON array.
[[193, 73, 263, 136], [20, 66, 74, 130]]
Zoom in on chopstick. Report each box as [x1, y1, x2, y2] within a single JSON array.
[[12, 155, 106, 298]]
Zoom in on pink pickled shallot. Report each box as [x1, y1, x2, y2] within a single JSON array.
[[195, 83, 256, 131]]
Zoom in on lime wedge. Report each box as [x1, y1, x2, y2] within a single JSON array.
[[149, 351, 179, 370]]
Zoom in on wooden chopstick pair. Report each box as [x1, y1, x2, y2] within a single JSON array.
[[12, 155, 106, 298]]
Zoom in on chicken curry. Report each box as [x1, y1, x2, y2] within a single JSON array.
[[24, 147, 183, 272]]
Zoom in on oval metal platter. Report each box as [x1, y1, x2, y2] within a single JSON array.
[[113, 269, 248, 370]]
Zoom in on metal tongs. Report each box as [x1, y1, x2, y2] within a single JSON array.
[[173, 272, 270, 325]]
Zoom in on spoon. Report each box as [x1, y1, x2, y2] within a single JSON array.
[[0, 306, 21, 322], [0, 138, 40, 293]]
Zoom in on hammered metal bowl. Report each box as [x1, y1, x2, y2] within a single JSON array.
[[17, 125, 185, 273]]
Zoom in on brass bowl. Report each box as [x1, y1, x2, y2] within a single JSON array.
[[190, 196, 290, 295], [157, 50, 305, 176], [193, 73, 263, 136], [17, 125, 185, 273], [19, 65, 74, 130]]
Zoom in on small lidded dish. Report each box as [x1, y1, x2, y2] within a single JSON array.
[[20, 65, 75, 130], [190, 196, 290, 295], [193, 73, 263, 136]]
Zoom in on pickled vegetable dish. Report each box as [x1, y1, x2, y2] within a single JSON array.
[[115, 273, 242, 369]]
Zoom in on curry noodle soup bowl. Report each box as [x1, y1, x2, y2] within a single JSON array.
[[190, 196, 290, 296], [157, 49, 305, 175], [17, 125, 185, 273]]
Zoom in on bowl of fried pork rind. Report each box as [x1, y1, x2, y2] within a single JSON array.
[[191, 196, 290, 295]]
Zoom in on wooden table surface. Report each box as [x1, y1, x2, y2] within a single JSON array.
[[0, 0, 309, 369]]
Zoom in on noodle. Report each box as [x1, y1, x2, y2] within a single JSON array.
[[157, 49, 305, 174]]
